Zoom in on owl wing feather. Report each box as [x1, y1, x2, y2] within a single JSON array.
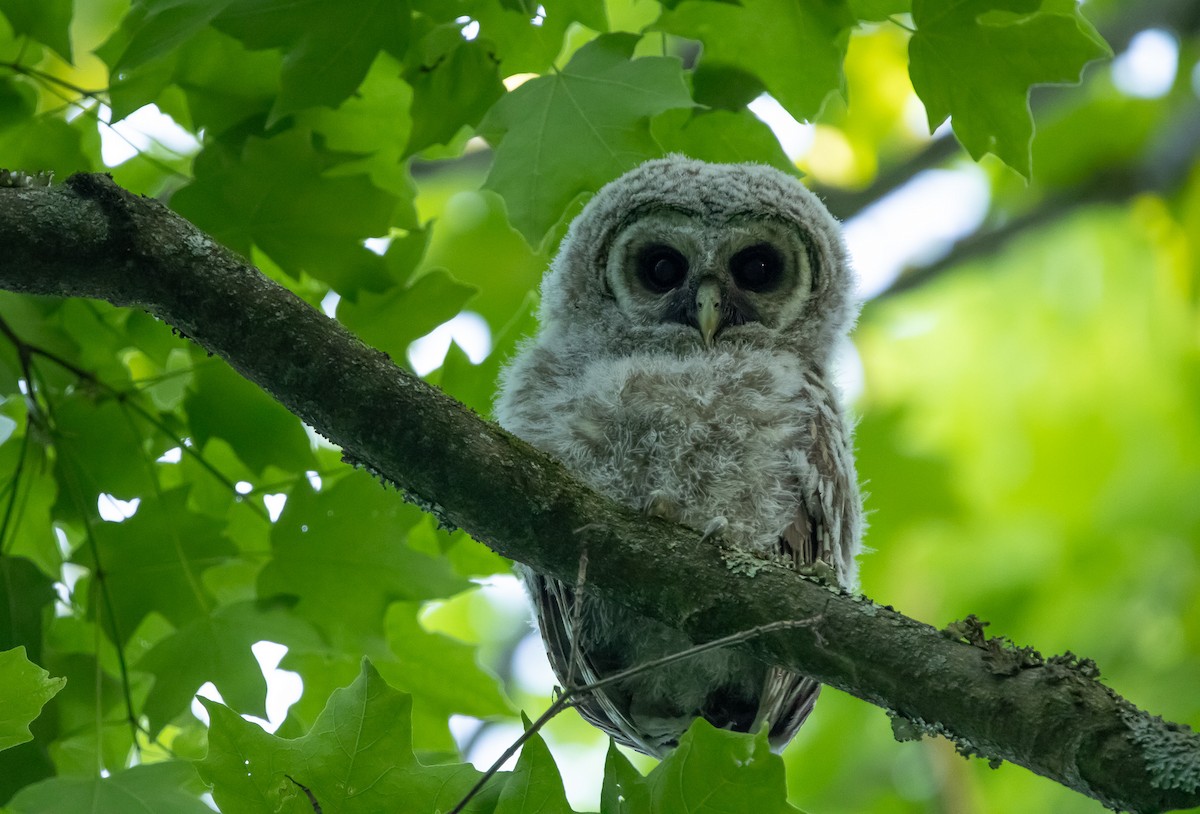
[[759, 488, 824, 748], [524, 570, 667, 756], [756, 376, 861, 748]]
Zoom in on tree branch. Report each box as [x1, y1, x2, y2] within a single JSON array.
[[1, 173, 1198, 813]]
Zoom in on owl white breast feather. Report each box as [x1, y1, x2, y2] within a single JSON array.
[[495, 156, 864, 756]]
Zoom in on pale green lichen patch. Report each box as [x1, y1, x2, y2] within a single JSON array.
[[796, 559, 838, 583], [889, 712, 928, 742], [887, 712, 1000, 766], [1122, 707, 1200, 792], [721, 546, 772, 577]]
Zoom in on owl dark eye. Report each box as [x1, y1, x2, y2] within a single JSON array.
[[730, 244, 784, 293], [636, 245, 689, 293]]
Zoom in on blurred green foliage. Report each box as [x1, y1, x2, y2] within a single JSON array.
[[0, 0, 1197, 811]]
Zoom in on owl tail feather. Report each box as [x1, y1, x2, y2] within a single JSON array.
[[755, 667, 821, 752]]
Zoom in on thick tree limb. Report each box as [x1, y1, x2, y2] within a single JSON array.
[[2, 174, 1198, 813]]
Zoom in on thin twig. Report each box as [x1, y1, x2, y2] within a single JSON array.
[[0, 60, 106, 97], [0, 61, 193, 180], [0, 429, 33, 557], [0, 315, 38, 557]]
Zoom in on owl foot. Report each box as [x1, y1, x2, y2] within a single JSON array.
[[796, 559, 837, 583], [700, 515, 729, 542], [643, 490, 682, 523]]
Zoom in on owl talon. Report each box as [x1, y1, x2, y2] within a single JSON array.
[[644, 490, 681, 521], [700, 515, 729, 542], [797, 559, 837, 583]]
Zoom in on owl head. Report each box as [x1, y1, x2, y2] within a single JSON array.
[[537, 156, 858, 365]]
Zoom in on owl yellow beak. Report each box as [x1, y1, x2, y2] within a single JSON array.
[[696, 280, 722, 348]]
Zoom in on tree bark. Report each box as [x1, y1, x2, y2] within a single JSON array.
[[1, 173, 1198, 814]]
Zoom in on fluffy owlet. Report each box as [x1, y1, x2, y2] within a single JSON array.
[[495, 156, 863, 756]]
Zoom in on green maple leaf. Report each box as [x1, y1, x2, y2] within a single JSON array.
[[0, 647, 64, 752], [0, 0, 73, 62], [78, 488, 237, 636], [494, 717, 574, 814], [851, 0, 910, 20], [0, 435, 58, 574], [104, 25, 280, 131], [337, 268, 478, 366], [655, 0, 855, 123], [469, 0, 609, 76], [0, 558, 56, 665], [436, 293, 538, 415], [212, 0, 411, 120], [382, 602, 513, 720], [7, 761, 211, 813], [478, 32, 694, 244], [197, 660, 499, 814], [108, 0, 233, 71], [258, 471, 470, 642], [403, 29, 505, 156], [171, 130, 403, 294], [651, 108, 797, 174], [52, 392, 164, 503], [304, 52, 414, 155], [909, 0, 1111, 177], [136, 600, 324, 732], [600, 742, 650, 812], [601, 719, 803, 813], [185, 359, 315, 476]]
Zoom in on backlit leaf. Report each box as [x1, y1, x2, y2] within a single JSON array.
[[8, 761, 210, 813], [0, 647, 64, 753], [213, 0, 411, 119], [494, 720, 573, 813], [172, 130, 403, 293], [644, 719, 802, 813], [908, 0, 1111, 177], [655, 0, 855, 123], [137, 600, 323, 731], [479, 33, 694, 244], [0, 0, 73, 62], [197, 660, 500, 813], [258, 471, 470, 641]]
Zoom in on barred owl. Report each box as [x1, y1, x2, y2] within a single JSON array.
[[495, 156, 863, 756]]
